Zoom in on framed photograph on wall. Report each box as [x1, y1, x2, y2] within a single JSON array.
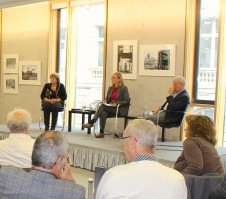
[[113, 40, 138, 79], [139, 44, 176, 76], [19, 61, 41, 85], [3, 54, 19, 73], [3, 74, 19, 94]]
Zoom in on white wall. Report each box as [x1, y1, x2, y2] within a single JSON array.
[[0, 2, 49, 123], [0, 0, 187, 140], [105, 0, 186, 140]]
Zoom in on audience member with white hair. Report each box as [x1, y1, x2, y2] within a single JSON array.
[[96, 119, 187, 199], [0, 108, 35, 168]]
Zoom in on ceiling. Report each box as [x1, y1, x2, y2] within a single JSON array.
[[0, 0, 50, 9]]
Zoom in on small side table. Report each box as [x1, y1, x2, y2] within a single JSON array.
[[68, 109, 96, 134]]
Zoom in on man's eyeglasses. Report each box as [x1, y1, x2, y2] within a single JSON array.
[[119, 136, 137, 142], [119, 136, 131, 140]]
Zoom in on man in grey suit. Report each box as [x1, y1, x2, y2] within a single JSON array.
[[0, 131, 85, 199]]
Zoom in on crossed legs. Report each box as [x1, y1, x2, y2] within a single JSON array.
[[83, 104, 117, 138]]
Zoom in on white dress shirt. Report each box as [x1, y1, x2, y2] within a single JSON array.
[[0, 133, 35, 168]]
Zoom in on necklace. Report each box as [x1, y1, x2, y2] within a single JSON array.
[[51, 85, 57, 90]]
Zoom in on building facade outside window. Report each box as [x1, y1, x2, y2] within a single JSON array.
[[194, 0, 220, 104], [58, 8, 67, 85]]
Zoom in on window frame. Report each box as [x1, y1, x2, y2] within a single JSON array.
[[193, 0, 218, 105], [184, 0, 226, 146]]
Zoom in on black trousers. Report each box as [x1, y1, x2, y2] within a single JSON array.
[[42, 102, 62, 128], [92, 104, 117, 133]]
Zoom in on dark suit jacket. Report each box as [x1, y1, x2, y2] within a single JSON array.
[[105, 85, 130, 116], [161, 89, 190, 125], [0, 166, 85, 199]]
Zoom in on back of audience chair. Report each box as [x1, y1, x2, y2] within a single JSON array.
[[184, 173, 224, 199], [93, 166, 109, 198]]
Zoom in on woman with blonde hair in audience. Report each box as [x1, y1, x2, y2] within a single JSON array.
[[174, 114, 224, 175]]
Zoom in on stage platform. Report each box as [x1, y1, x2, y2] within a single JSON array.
[[1, 124, 226, 171]]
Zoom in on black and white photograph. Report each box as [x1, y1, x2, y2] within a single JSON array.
[[3, 54, 19, 73], [22, 65, 38, 80], [139, 44, 176, 76], [3, 74, 18, 94], [19, 61, 41, 85], [144, 50, 170, 70], [117, 45, 133, 74], [113, 40, 138, 79]]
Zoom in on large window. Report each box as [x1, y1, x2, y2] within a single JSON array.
[[72, 2, 105, 111], [185, 0, 226, 146], [58, 8, 67, 85], [50, 1, 105, 128], [194, 0, 220, 104]]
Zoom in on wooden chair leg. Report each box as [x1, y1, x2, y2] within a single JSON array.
[[161, 127, 166, 142]]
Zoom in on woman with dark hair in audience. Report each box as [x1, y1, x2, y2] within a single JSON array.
[[174, 114, 224, 176], [40, 73, 67, 131]]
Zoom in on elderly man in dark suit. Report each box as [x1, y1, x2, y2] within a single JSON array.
[[146, 76, 190, 126], [0, 131, 85, 199], [83, 72, 130, 138]]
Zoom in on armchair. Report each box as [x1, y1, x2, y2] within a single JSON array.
[[96, 99, 131, 138], [108, 100, 130, 138], [157, 104, 190, 142]]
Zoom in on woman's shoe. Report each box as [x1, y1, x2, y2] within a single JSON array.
[[50, 126, 55, 130], [114, 133, 120, 138], [94, 133, 104, 138], [83, 123, 93, 128]]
